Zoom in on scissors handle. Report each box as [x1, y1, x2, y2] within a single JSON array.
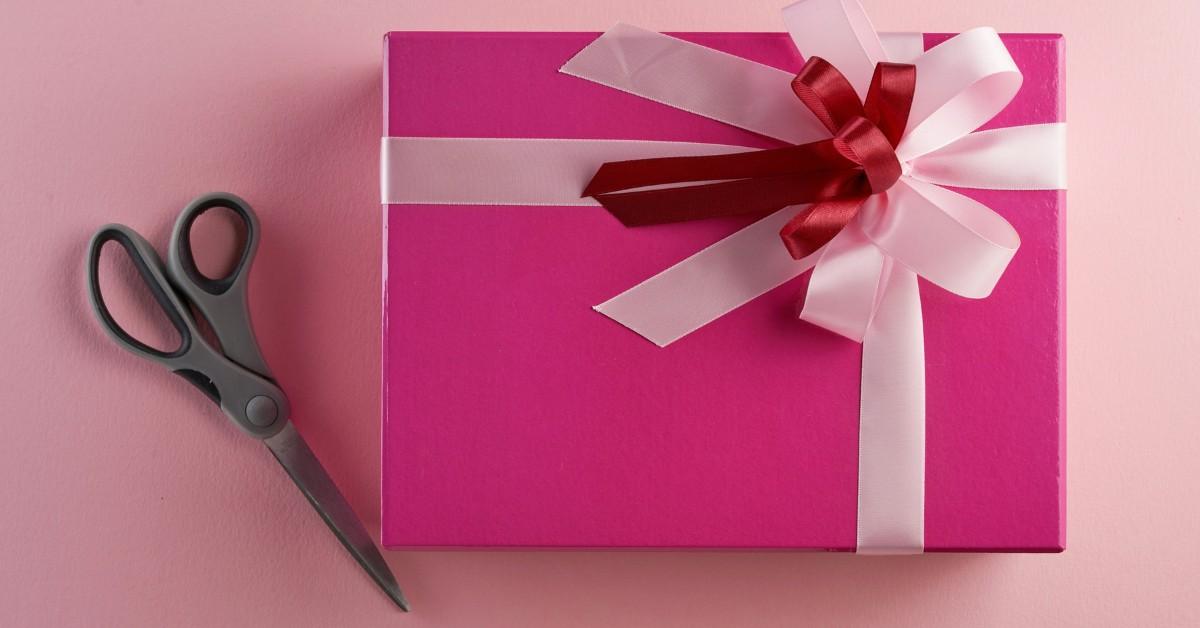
[[167, 193, 271, 378], [87, 219, 288, 439]]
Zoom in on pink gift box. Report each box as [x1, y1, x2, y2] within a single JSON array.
[[381, 31, 1064, 551]]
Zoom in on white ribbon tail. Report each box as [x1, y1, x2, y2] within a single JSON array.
[[595, 206, 817, 347], [561, 23, 925, 144], [559, 23, 829, 145]]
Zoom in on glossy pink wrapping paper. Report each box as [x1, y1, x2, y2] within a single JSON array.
[[381, 31, 1064, 550]]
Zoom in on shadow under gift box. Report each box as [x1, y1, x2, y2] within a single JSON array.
[[380, 31, 1064, 551]]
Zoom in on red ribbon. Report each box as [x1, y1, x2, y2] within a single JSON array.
[[583, 57, 916, 259]]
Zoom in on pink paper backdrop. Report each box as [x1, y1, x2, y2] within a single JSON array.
[[0, 1, 1196, 626]]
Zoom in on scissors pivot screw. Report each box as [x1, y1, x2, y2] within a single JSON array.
[[246, 395, 279, 427]]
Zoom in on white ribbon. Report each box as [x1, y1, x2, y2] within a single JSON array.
[[381, 0, 1066, 552]]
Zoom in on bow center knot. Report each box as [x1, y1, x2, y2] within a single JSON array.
[[791, 57, 914, 193], [832, 116, 903, 194]]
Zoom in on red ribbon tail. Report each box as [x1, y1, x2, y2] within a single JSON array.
[[594, 169, 868, 226], [584, 141, 864, 225]]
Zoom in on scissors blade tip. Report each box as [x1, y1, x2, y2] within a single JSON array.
[[387, 584, 411, 612], [264, 424, 412, 612]]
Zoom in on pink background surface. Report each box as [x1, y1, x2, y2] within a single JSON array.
[[1, 0, 1196, 626], [381, 32, 1063, 551]]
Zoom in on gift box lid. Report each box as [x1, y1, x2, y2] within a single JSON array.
[[381, 30, 1064, 551]]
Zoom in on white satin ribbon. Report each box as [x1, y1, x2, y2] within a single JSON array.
[[908, 123, 1067, 189], [381, 0, 1066, 552], [381, 137, 754, 206]]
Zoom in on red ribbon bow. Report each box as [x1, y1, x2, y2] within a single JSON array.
[[583, 57, 917, 259]]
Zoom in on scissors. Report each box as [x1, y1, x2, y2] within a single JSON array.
[[85, 192, 408, 611]]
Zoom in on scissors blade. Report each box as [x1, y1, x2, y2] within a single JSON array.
[[264, 423, 409, 611]]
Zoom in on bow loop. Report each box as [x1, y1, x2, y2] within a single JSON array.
[[858, 178, 1019, 299], [791, 56, 865, 133], [796, 221, 888, 342], [896, 27, 1022, 161], [864, 62, 917, 147]]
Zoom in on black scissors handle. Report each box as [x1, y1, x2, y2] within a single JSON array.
[[167, 193, 271, 378], [86, 196, 288, 439]]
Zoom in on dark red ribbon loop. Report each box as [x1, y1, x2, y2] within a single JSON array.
[[791, 57, 865, 133], [864, 62, 916, 148], [584, 56, 916, 260]]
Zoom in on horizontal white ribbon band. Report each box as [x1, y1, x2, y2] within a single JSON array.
[[381, 125, 1064, 207], [381, 137, 754, 206]]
